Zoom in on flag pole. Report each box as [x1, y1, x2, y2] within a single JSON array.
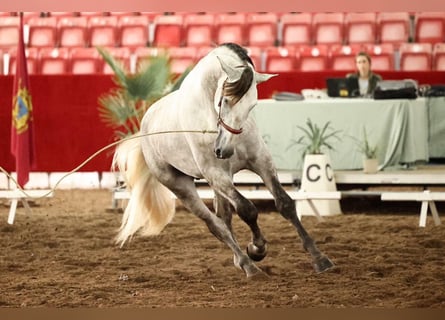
[[10, 10, 35, 189]]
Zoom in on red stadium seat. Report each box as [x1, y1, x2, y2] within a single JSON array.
[[298, 45, 329, 71], [7, 47, 39, 75], [344, 12, 377, 44], [399, 42, 433, 71], [27, 16, 58, 48], [152, 14, 184, 47], [183, 13, 215, 47], [39, 47, 70, 74], [414, 12, 445, 44], [0, 16, 20, 49], [264, 46, 298, 72], [377, 12, 410, 47], [245, 13, 278, 47], [69, 47, 103, 74], [312, 12, 345, 45], [433, 43, 445, 71], [118, 15, 150, 48], [166, 46, 197, 74], [329, 44, 362, 71], [88, 16, 118, 47], [280, 12, 313, 46], [363, 43, 396, 71], [214, 13, 246, 46], [57, 16, 88, 47]]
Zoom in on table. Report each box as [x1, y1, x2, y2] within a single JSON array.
[[252, 98, 430, 171], [427, 97, 445, 158]]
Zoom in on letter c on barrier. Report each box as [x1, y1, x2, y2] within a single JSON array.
[[306, 164, 321, 182]]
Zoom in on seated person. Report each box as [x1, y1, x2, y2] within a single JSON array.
[[347, 52, 382, 97]]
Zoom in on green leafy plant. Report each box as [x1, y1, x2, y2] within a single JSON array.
[[287, 118, 342, 158], [354, 126, 378, 159], [96, 46, 192, 139]]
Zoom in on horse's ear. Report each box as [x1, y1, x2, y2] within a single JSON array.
[[217, 56, 244, 83], [255, 72, 277, 84]]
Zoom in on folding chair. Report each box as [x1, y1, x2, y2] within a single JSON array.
[[183, 13, 215, 47], [312, 12, 345, 45], [264, 46, 298, 72], [245, 12, 278, 47], [280, 12, 313, 47], [88, 15, 118, 47], [399, 42, 433, 71], [57, 16, 88, 47], [27, 16, 58, 48], [344, 12, 377, 44], [214, 12, 246, 46], [118, 15, 150, 48]]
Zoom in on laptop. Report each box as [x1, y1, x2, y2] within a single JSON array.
[[326, 77, 360, 98]]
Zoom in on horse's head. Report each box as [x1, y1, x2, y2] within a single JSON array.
[[213, 53, 276, 159]]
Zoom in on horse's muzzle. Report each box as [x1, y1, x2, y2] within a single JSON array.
[[214, 147, 234, 159]]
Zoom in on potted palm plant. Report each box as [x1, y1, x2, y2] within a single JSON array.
[[287, 118, 343, 218], [96, 47, 192, 211], [288, 118, 342, 158], [355, 127, 379, 174], [96, 46, 191, 139]]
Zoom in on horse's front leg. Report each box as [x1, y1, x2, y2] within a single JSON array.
[[253, 163, 334, 273], [209, 177, 268, 263], [162, 174, 264, 278]]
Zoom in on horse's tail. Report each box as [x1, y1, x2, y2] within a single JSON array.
[[113, 133, 176, 247]]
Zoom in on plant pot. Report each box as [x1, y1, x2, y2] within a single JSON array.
[[297, 154, 342, 218], [363, 158, 379, 174]]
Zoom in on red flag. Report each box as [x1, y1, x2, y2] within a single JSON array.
[[11, 13, 35, 188]]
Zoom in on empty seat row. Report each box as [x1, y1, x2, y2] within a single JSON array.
[[282, 12, 445, 47], [2, 46, 214, 75], [1, 12, 445, 51], [263, 43, 445, 72], [3, 42, 445, 75], [0, 15, 152, 49]]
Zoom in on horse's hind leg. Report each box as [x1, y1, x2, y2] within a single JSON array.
[[214, 194, 233, 233], [159, 172, 264, 278]]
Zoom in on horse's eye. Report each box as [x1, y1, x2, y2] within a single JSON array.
[[224, 98, 232, 107]]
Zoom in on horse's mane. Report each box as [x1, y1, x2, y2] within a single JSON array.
[[219, 43, 255, 104], [221, 43, 255, 68]]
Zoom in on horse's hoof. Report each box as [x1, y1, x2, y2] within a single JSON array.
[[246, 270, 269, 281], [244, 264, 268, 280], [246, 242, 267, 262], [313, 255, 335, 273]]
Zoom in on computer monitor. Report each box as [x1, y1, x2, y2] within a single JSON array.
[[326, 77, 360, 98]]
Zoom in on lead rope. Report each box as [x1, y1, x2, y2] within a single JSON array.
[[0, 129, 217, 199]]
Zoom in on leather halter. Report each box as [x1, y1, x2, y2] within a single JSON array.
[[217, 95, 243, 135]]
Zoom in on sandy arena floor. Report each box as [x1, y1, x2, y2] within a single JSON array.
[[1, 189, 444, 308]]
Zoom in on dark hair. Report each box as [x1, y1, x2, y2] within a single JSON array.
[[356, 51, 372, 64]]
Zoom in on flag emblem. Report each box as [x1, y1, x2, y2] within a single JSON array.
[[12, 80, 33, 134]]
